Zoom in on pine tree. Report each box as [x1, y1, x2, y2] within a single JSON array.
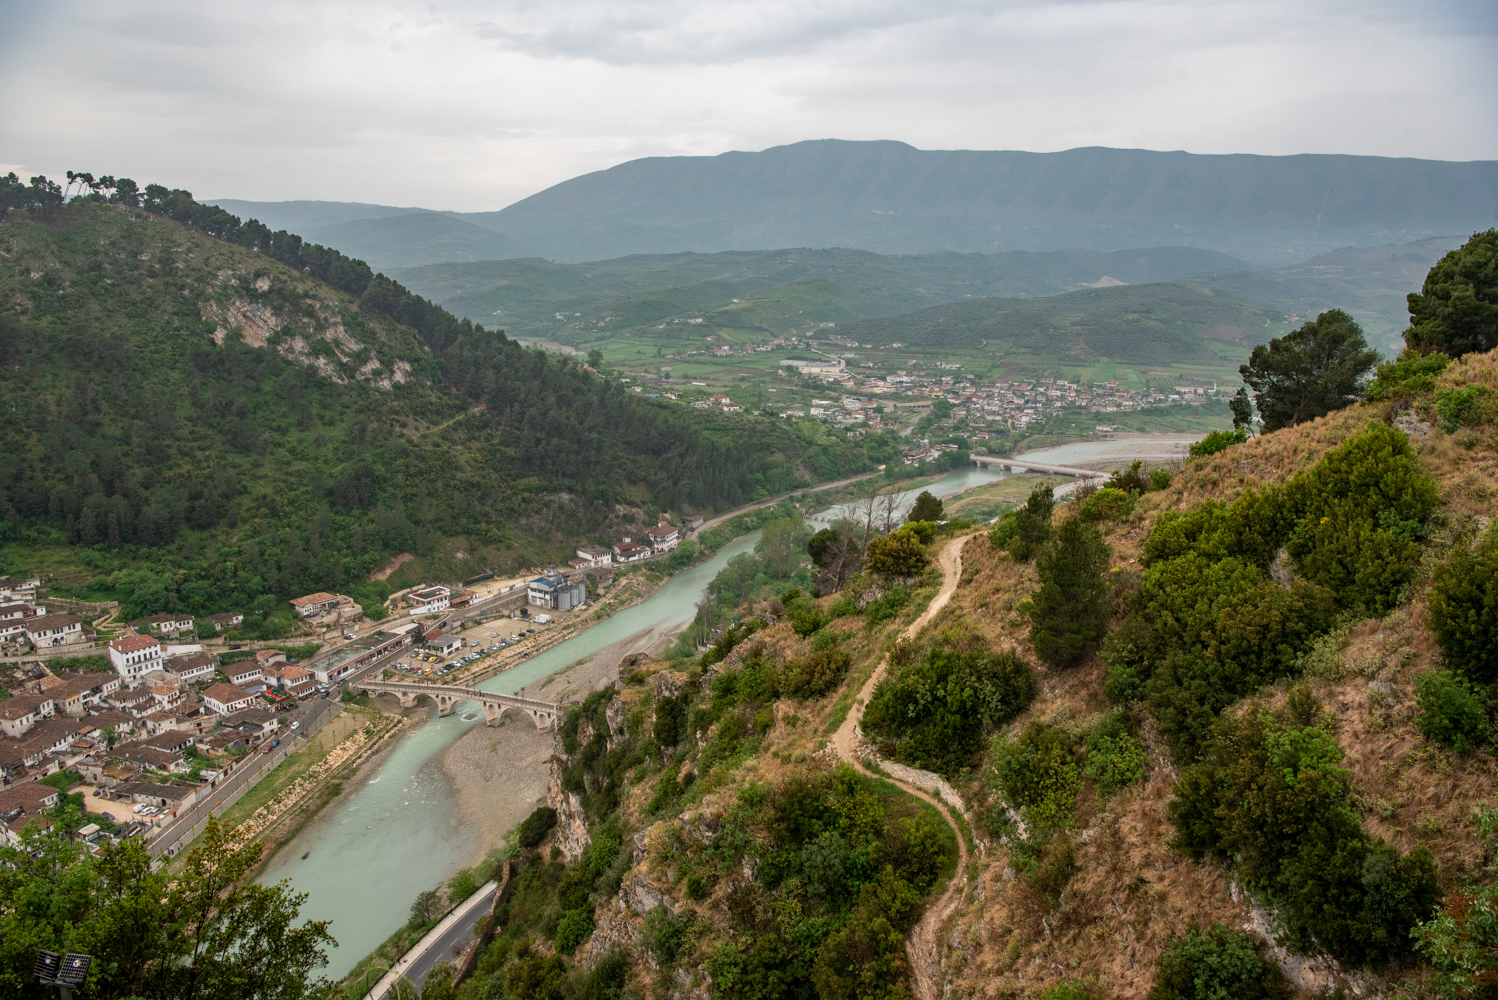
[[1029, 518, 1111, 668]]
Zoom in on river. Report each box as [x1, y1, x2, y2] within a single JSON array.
[[259, 436, 1197, 978]]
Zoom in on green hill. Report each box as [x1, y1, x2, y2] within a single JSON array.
[[834, 281, 1288, 370], [391, 245, 1248, 342], [0, 197, 889, 624], [303, 212, 529, 270]]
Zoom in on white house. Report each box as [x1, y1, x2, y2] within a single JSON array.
[[25, 613, 85, 647], [611, 538, 651, 563], [426, 633, 463, 656], [225, 662, 265, 693], [289, 592, 342, 618], [202, 683, 256, 716], [109, 634, 163, 682], [407, 586, 451, 614], [644, 521, 680, 552], [574, 546, 613, 568]]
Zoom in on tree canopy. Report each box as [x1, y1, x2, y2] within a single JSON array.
[[1405, 229, 1498, 358], [1238, 309, 1379, 432]]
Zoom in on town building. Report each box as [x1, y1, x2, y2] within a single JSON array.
[[289, 592, 342, 618], [163, 652, 217, 684], [271, 665, 317, 698], [109, 634, 163, 682], [0, 692, 54, 738], [202, 611, 244, 631], [303, 629, 412, 685], [644, 521, 680, 552], [202, 683, 256, 716], [574, 545, 613, 568], [426, 633, 463, 656], [129, 612, 195, 636], [407, 585, 452, 614], [225, 662, 265, 694], [25, 613, 85, 647], [44, 672, 122, 716], [611, 538, 650, 563], [527, 573, 587, 612]]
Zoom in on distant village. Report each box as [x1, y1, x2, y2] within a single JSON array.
[[0, 514, 700, 848], [615, 332, 1224, 438]]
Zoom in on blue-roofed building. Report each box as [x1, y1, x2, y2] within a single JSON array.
[[527, 572, 587, 612]]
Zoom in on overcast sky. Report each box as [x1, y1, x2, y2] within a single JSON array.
[[2, 0, 1494, 211]]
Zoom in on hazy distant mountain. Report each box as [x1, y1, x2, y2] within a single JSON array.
[[301, 213, 528, 270], [475, 141, 1497, 263], [212, 140, 1497, 266], [1188, 236, 1465, 351], [205, 199, 429, 234]]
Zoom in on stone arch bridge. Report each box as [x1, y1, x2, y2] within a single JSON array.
[[353, 679, 562, 731]]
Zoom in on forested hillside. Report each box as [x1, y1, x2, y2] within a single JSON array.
[[836, 282, 1284, 368], [0, 193, 890, 618]]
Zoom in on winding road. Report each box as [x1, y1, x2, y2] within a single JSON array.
[[831, 533, 976, 1000]]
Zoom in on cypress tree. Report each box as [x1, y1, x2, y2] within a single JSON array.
[[1029, 518, 1111, 668]]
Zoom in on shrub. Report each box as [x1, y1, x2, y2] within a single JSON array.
[[1149, 466, 1172, 491], [993, 722, 1083, 833], [643, 905, 696, 967], [1148, 925, 1290, 1000], [863, 586, 910, 628], [1029, 519, 1111, 668], [1077, 486, 1136, 522], [653, 693, 689, 747], [447, 867, 480, 903], [863, 642, 1037, 775], [827, 593, 859, 618], [1435, 385, 1488, 432], [1084, 711, 1146, 795], [1009, 485, 1055, 562], [1189, 428, 1247, 458], [553, 907, 595, 953], [1365, 350, 1450, 401], [1426, 534, 1498, 683], [988, 510, 1018, 551], [516, 807, 558, 849], [1105, 460, 1152, 493], [780, 645, 853, 699], [1169, 699, 1439, 966], [864, 530, 929, 579], [810, 867, 924, 1000], [1416, 669, 1489, 753]]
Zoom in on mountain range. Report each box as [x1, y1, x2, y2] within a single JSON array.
[[212, 140, 1498, 267]]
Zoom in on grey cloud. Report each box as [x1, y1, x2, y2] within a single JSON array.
[[0, 0, 1491, 209]]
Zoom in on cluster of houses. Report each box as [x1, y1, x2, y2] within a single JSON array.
[[0, 641, 326, 844], [569, 519, 693, 575]]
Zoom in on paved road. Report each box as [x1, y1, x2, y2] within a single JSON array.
[[691, 469, 886, 535], [403, 882, 499, 991], [151, 695, 342, 857]]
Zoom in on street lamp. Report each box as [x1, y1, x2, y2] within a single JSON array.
[[35, 950, 91, 999]]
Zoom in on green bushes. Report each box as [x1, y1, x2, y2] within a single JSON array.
[[1416, 669, 1489, 753], [1083, 711, 1147, 795], [1147, 925, 1290, 1000], [1435, 385, 1490, 432], [863, 586, 910, 628], [517, 807, 558, 849], [1106, 423, 1435, 757], [863, 637, 1038, 775], [864, 525, 931, 579], [1365, 350, 1451, 401], [993, 722, 1083, 834], [1404, 229, 1498, 358], [1427, 534, 1498, 683], [1189, 428, 1247, 458], [1002, 485, 1055, 562], [780, 645, 853, 700], [701, 767, 955, 1000], [1169, 694, 1439, 966], [1029, 518, 1112, 668], [1076, 486, 1135, 523]]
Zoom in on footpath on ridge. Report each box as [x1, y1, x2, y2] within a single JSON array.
[[831, 533, 976, 1000]]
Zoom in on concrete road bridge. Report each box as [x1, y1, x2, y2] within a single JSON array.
[[972, 455, 1107, 479], [353, 679, 562, 731]]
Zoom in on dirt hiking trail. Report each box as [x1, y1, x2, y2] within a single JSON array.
[[831, 533, 976, 1000]]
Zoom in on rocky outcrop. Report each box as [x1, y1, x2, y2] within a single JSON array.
[[546, 756, 591, 863], [605, 695, 628, 750]]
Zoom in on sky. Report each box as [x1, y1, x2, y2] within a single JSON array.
[[1, 0, 1495, 211]]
